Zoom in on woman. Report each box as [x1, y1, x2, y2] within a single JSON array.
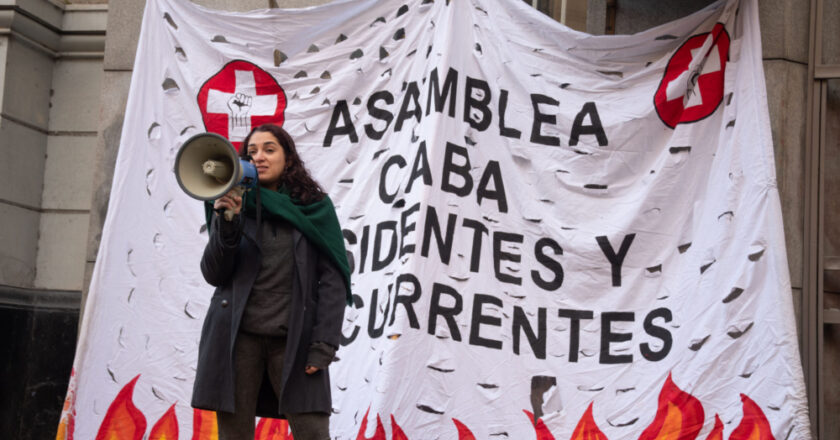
[[191, 123, 350, 440]]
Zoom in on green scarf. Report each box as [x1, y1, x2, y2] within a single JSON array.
[[205, 187, 352, 305]]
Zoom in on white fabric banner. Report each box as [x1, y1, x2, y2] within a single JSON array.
[[58, 0, 811, 439]]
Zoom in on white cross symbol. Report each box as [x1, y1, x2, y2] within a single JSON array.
[[665, 42, 722, 108], [206, 70, 278, 141]]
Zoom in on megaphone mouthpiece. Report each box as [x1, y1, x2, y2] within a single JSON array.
[[202, 159, 232, 181]]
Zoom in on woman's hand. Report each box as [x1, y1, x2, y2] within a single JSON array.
[[213, 189, 242, 216], [305, 365, 320, 375]]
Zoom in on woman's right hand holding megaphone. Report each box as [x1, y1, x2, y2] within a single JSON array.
[[213, 188, 243, 220]]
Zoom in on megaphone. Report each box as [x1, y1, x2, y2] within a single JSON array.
[[174, 132, 257, 220]]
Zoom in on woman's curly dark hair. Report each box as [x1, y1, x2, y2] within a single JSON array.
[[240, 124, 326, 204]]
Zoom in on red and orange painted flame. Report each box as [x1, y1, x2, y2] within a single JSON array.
[[390, 415, 409, 440], [255, 417, 293, 440], [191, 409, 217, 440], [94, 375, 147, 440], [356, 407, 387, 440], [639, 373, 705, 440], [149, 403, 179, 440], [56, 368, 77, 440], [729, 394, 775, 440], [523, 410, 556, 440], [452, 418, 477, 440], [704, 415, 723, 440], [569, 403, 607, 440]]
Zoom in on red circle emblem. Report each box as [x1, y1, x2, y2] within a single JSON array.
[[654, 23, 730, 129], [197, 60, 286, 150]]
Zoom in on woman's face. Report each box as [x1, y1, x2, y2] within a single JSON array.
[[246, 131, 286, 189]]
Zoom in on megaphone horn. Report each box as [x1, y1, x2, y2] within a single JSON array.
[[174, 132, 257, 220]]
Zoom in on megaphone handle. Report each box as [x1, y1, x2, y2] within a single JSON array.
[[223, 186, 246, 222]]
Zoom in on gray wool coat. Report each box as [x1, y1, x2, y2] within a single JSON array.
[[191, 212, 346, 418]]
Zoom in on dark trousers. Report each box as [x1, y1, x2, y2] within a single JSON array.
[[217, 332, 330, 440]]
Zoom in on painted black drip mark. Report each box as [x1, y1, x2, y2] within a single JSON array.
[[560, 83, 570, 88], [748, 248, 765, 261], [380, 47, 389, 60], [310, 86, 321, 95], [394, 28, 406, 40], [180, 125, 195, 136], [321, 99, 331, 107], [616, 387, 635, 394], [655, 34, 678, 40], [718, 210, 734, 220], [577, 385, 604, 392], [726, 119, 736, 128], [464, 135, 476, 146], [350, 49, 364, 60], [335, 34, 348, 44], [146, 169, 154, 195], [163, 12, 177, 29], [700, 259, 716, 274], [199, 224, 207, 234], [353, 97, 362, 105], [274, 50, 287, 66], [726, 322, 754, 339], [128, 288, 135, 303], [723, 287, 744, 303], [307, 44, 319, 53], [584, 184, 608, 190], [678, 242, 692, 253], [175, 47, 187, 60], [184, 301, 197, 319], [726, 93, 734, 105], [162, 78, 179, 92], [689, 335, 710, 351], [646, 264, 662, 274], [370, 16, 386, 27], [607, 417, 639, 427], [597, 70, 623, 78], [669, 146, 691, 154], [211, 35, 229, 43], [478, 383, 498, 389], [320, 71, 332, 80], [475, 43, 483, 54], [127, 249, 136, 277], [397, 4, 409, 17], [417, 404, 444, 414], [294, 71, 307, 78], [381, 68, 392, 78], [147, 122, 160, 139], [426, 45, 433, 58], [427, 365, 454, 373], [107, 364, 117, 382], [152, 387, 166, 401]]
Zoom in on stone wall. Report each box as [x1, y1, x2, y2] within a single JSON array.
[[0, 1, 106, 438]]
